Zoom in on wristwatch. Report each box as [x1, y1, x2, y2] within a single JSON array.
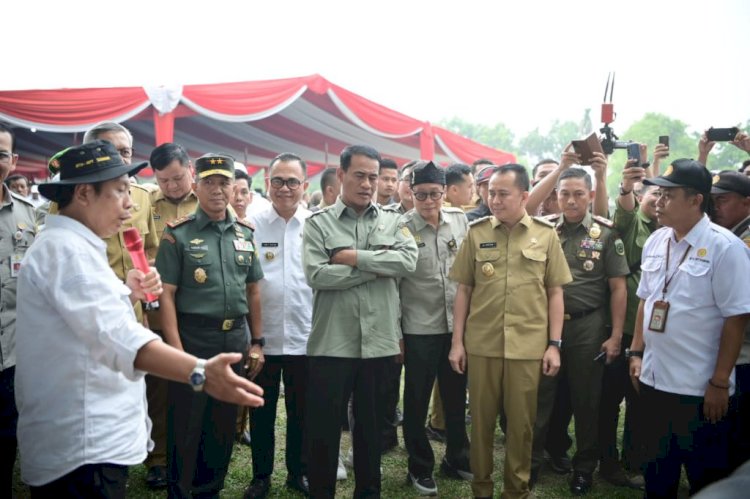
[[619, 183, 632, 196], [250, 337, 266, 347], [189, 359, 207, 392], [625, 348, 643, 359], [547, 339, 562, 349]]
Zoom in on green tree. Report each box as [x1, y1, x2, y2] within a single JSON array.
[[703, 119, 750, 170], [518, 119, 580, 164], [440, 117, 516, 152]]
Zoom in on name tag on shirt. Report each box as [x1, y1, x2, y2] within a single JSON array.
[[261, 242, 279, 247], [479, 242, 497, 248], [234, 239, 254, 252]]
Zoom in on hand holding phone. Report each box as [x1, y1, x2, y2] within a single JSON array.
[[706, 127, 740, 142]]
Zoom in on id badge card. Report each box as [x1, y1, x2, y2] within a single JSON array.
[[10, 254, 22, 278], [648, 300, 670, 332]]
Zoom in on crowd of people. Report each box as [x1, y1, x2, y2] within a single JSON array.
[[0, 119, 749, 499]]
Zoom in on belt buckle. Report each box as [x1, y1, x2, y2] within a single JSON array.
[[563, 313, 571, 321], [222, 319, 234, 331]]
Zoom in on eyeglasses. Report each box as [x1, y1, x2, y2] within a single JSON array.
[[0, 151, 16, 163], [269, 177, 302, 190], [412, 191, 444, 201], [117, 147, 134, 159]]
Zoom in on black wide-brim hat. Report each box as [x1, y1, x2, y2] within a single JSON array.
[[39, 140, 147, 202]]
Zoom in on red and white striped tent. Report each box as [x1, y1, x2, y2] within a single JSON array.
[[0, 74, 515, 180]]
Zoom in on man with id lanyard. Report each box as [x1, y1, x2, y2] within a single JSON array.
[[628, 159, 750, 498]]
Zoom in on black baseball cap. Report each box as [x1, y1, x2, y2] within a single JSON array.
[[711, 170, 750, 197], [643, 159, 712, 194], [39, 141, 147, 202]]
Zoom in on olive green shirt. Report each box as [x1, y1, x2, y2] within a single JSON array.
[[399, 207, 468, 335], [156, 206, 263, 319], [613, 199, 657, 335], [302, 198, 418, 358], [0, 188, 37, 370], [449, 213, 572, 360]]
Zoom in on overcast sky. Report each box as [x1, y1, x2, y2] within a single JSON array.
[[5, 0, 748, 138]]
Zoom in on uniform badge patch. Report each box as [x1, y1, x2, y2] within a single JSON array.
[[265, 252, 275, 261], [194, 267, 207, 283], [589, 224, 602, 239], [401, 226, 412, 238], [697, 248, 707, 258], [614, 239, 625, 256], [583, 260, 595, 271], [189, 239, 204, 245], [234, 239, 254, 252], [481, 262, 495, 277]]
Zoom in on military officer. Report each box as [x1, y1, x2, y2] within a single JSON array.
[[449, 164, 572, 499], [141, 142, 199, 489], [302, 144, 418, 498], [531, 167, 629, 495], [399, 161, 471, 496], [156, 153, 264, 498], [0, 123, 37, 494]]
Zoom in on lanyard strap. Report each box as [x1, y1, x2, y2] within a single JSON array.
[[662, 239, 692, 298]]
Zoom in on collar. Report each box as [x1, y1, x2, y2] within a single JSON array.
[[670, 214, 710, 247], [194, 206, 236, 231], [410, 209, 447, 232], [731, 214, 750, 236], [490, 212, 532, 230], [46, 214, 107, 251], [154, 189, 197, 205], [558, 211, 592, 231], [265, 204, 308, 224], [332, 196, 378, 219], [0, 185, 14, 208]]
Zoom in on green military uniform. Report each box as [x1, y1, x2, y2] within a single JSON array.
[[155, 155, 263, 497], [399, 205, 471, 479], [449, 213, 572, 498], [532, 212, 629, 476], [143, 188, 198, 473]]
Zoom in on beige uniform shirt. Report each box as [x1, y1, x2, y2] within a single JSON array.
[[399, 207, 467, 335], [450, 213, 572, 360]]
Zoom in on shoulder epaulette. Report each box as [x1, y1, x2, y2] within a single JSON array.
[[236, 219, 255, 231], [532, 216, 555, 228], [443, 206, 465, 214], [131, 183, 151, 194], [380, 204, 401, 213], [166, 214, 195, 229], [309, 205, 333, 218], [592, 215, 615, 228], [468, 215, 491, 227], [9, 190, 35, 208]]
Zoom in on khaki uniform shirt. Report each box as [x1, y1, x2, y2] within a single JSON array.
[[146, 189, 199, 330], [449, 213, 572, 360], [105, 185, 158, 281], [302, 198, 418, 358], [156, 207, 263, 319], [551, 212, 630, 314], [613, 199, 657, 335], [399, 207, 467, 335], [0, 188, 37, 370]]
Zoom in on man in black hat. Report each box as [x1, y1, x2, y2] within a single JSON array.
[[14, 141, 264, 497], [629, 159, 750, 497], [710, 170, 750, 472]]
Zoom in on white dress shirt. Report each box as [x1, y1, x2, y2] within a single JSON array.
[[637, 215, 750, 396], [249, 205, 312, 355], [14, 215, 160, 486]]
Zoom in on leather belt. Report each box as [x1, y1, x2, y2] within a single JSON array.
[[178, 313, 245, 331], [564, 307, 600, 321]]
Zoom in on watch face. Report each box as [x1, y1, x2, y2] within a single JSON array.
[[190, 372, 205, 386]]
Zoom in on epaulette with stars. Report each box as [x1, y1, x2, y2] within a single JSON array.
[[166, 214, 195, 229], [591, 215, 615, 229]]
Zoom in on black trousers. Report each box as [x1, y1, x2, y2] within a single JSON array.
[[729, 363, 750, 471], [380, 360, 402, 450], [598, 337, 645, 469], [250, 354, 308, 479], [306, 356, 390, 499], [402, 334, 469, 477], [640, 382, 732, 498], [167, 319, 247, 499], [0, 366, 17, 496], [29, 463, 128, 499]]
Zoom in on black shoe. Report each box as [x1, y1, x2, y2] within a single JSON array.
[[237, 430, 252, 446], [425, 423, 446, 443], [145, 465, 167, 489], [547, 453, 572, 474], [243, 477, 271, 499], [407, 472, 438, 496], [286, 475, 309, 496], [569, 471, 593, 496], [599, 461, 644, 490], [440, 457, 473, 481]]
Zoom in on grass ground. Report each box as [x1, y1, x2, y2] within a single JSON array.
[[12, 396, 687, 498]]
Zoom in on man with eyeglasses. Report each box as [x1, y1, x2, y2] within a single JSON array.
[[302, 145, 418, 498], [0, 122, 37, 495], [242, 153, 311, 498], [398, 161, 471, 496], [156, 153, 264, 498], [449, 164, 571, 499]]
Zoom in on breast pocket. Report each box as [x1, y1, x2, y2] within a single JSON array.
[[639, 257, 663, 293], [520, 248, 547, 282], [324, 235, 354, 254], [475, 248, 503, 282], [182, 252, 212, 288], [368, 235, 396, 250], [675, 261, 712, 305]]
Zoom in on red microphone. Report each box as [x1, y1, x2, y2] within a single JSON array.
[[123, 227, 158, 304]]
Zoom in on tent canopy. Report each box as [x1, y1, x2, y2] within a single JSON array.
[[0, 74, 515, 179]]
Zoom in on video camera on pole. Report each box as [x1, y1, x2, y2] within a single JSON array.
[[599, 72, 632, 155]]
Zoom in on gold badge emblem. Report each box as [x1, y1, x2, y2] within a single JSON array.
[[583, 260, 594, 271], [589, 224, 601, 239], [663, 165, 674, 177], [238, 254, 245, 263], [697, 248, 707, 257], [712, 175, 720, 185], [265, 251, 275, 261], [194, 267, 207, 283], [577, 250, 587, 258], [189, 238, 204, 245], [401, 226, 412, 238], [481, 262, 495, 277]]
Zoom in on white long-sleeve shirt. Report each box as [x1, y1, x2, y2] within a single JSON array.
[[14, 214, 160, 486]]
